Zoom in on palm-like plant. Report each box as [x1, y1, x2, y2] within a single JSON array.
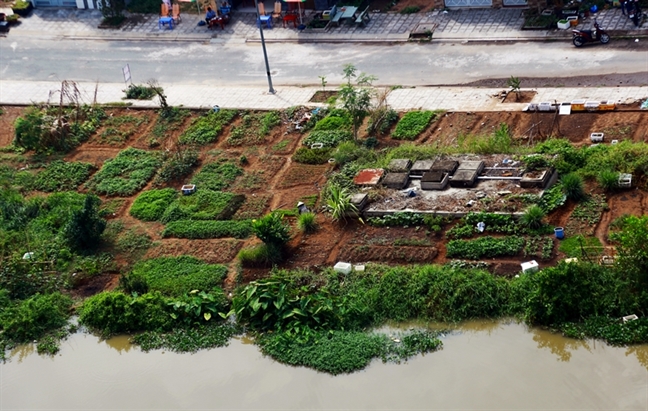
[[326, 185, 357, 222], [520, 205, 546, 230]]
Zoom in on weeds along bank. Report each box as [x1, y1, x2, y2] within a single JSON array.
[[1, 78, 648, 371]]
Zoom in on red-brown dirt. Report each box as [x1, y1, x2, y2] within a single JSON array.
[[2, 104, 648, 293]]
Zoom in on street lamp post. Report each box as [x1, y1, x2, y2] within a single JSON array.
[[255, 0, 275, 94]]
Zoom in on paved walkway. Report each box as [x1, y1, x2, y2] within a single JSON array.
[[1, 80, 645, 112], [0, 6, 645, 44]]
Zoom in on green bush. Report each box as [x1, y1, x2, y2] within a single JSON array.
[[293, 147, 333, 164], [191, 160, 243, 191], [178, 110, 237, 145], [63, 194, 106, 252], [162, 219, 253, 239], [302, 130, 353, 148], [0, 292, 72, 344], [561, 173, 586, 202], [78, 291, 174, 335], [597, 170, 619, 191], [237, 243, 284, 267], [133, 323, 239, 353], [457, 123, 513, 154], [130, 188, 177, 221], [154, 149, 199, 186], [524, 262, 624, 325], [127, 0, 159, 13], [392, 110, 436, 140], [446, 236, 525, 260], [520, 205, 546, 229], [367, 108, 399, 136], [313, 116, 351, 131], [124, 84, 160, 100], [33, 161, 94, 192], [86, 148, 162, 196], [297, 212, 318, 233], [253, 212, 291, 246], [129, 256, 227, 296]]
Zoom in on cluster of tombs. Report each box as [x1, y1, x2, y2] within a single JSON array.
[[350, 155, 558, 216]]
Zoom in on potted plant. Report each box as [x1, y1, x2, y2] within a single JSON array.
[[6, 14, 20, 25], [12, 0, 33, 17]]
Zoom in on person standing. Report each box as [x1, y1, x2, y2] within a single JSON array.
[[620, 0, 627, 16]]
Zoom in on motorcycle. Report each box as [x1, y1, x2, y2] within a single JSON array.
[[572, 19, 610, 47]]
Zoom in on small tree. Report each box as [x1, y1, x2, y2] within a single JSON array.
[[507, 76, 521, 101], [99, 0, 126, 24], [610, 215, 648, 289], [64, 195, 106, 252], [338, 64, 377, 141]]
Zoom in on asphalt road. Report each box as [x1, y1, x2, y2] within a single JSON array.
[[1, 37, 647, 87]]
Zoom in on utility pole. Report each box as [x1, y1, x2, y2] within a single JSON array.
[[255, 0, 275, 94]]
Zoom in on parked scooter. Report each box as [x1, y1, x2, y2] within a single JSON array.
[[572, 19, 610, 47]]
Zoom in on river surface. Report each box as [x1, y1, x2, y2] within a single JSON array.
[[1, 320, 647, 410]]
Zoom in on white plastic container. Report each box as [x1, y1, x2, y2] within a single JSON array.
[[521, 260, 539, 274], [557, 20, 570, 29], [590, 132, 604, 143], [334, 262, 352, 274]]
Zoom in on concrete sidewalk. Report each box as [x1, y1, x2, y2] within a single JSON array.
[[1, 7, 645, 44], [1, 80, 646, 112]]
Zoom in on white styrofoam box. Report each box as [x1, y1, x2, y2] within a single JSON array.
[[622, 314, 639, 322], [585, 101, 600, 111], [618, 173, 632, 188], [311, 143, 324, 149], [611, 139, 619, 145], [521, 260, 539, 274], [557, 20, 570, 29], [334, 262, 352, 274], [538, 102, 555, 112], [590, 132, 604, 142], [354, 264, 365, 272]]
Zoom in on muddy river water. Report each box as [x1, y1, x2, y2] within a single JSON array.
[[1, 320, 647, 410]]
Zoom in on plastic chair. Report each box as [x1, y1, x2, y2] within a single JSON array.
[[272, 1, 282, 20], [161, 3, 169, 16], [172, 3, 181, 23]]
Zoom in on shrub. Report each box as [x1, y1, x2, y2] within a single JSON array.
[[524, 262, 624, 325], [446, 236, 525, 260], [297, 212, 318, 233], [597, 170, 619, 191], [162, 219, 253, 239], [458, 123, 513, 154], [524, 155, 549, 171], [178, 109, 237, 145], [327, 185, 357, 221], [520, 205, 546, 229], [392, 111, 435, 140], [124, 84, 159, 100], [302, 130, 353, 148], [367, 108, 399, 136], [191, 160, 243, 191], [130, 188, 177, 221], [154, 149, 199, 186], [237, 243, 284, 267], [129, 256, 227, 296], [33, 161, 94, 192], [86, 148, 162, 196], [561, 173, 586, 202], [63, 194, 106, 252], [0, 292, 72, 343], [253, 212, 291, 246], [313, 116, 351, 131], [293, 147, 333, 164]]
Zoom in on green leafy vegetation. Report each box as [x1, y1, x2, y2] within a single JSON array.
[[392, 110, 436, 140], [446, 236, 525, 259], [133, 323, 239, 353], [297, 212, 318, 233], [520, 205, 546, 230], [226, 111, 281, 146], [127, 256, 227, 297], [456, 123, 514, 154], [85, 148, 162, 196], [191, 160, 243, 191], [178, 109, 237, 145], [293, 147, 333, 164], [130, 188, 177, 221], [33, 161, 94, 192], [561, 173, 586, 202], [160, 190, 240, 222], [154, 149, 199, 186], [558, 235, 602, 258], [162, 219, 253, 239]]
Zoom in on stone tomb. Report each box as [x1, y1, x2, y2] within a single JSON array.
[[431, 159, 459, 175], [410, 160, 434, 176], [388, 159, 412, 173], [449, 160, 484, 188], [421, 170, 449, 190], [382, 172, 410, 189]]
